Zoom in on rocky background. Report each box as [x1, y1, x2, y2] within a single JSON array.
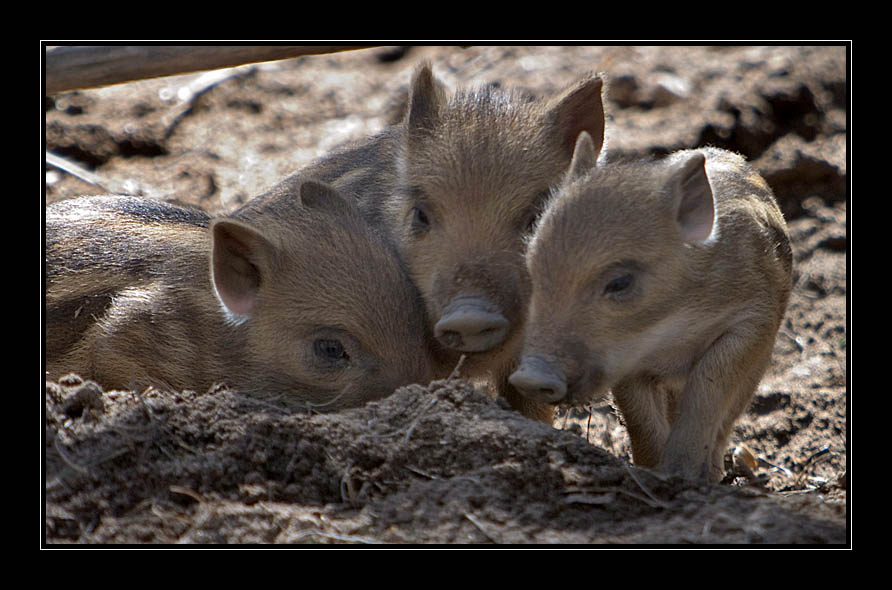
[[44, 45, 848, 544]]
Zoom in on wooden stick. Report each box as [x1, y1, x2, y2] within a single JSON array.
[[44, 45, 374, 95]]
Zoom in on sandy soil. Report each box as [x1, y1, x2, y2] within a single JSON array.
[[43, 44, 848, 545]]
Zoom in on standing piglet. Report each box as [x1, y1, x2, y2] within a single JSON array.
[[240, 62, 606, 422], [45, 181, 436, 410], [510, 133, 792, 481]]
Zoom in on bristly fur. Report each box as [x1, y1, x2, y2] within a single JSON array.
[[514, 142, 792, 481], [45, 186, 436, 411], [222, 63, 608, 424]]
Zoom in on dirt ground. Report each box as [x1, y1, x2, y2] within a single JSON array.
[[43, 45, 849, 545]]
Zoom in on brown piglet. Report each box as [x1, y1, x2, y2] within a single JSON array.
[[240, 62, 607, 422], [45, 181, 436, 410], [510, 133, 793, 481]]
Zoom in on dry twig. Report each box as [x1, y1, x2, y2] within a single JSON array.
[[45, 45, 373, 94]]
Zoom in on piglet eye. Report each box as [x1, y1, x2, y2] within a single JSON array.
[[313, 338, 349, 362], [524, 190, 551, 233], [603, 273, 634, 296], [409, 206, 430, 235], [522, 210, 539, 234]]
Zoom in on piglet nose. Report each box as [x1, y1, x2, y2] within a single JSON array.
[[434, 296, 509, 353], [509, 355, 568, 403]]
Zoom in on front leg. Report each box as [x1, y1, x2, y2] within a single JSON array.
[[611, 374, 674, 469], [657, 321, 777, 482]]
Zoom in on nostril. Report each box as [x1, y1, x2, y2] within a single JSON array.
[[437, 330, 464, 349], [434, 312, 508, 336], [510, 378, 567, 403], [508, 356, 568, 403], [434, 297, 510, 353], [527, 384, 559, 398]]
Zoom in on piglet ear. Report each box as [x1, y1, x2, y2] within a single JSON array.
[[210, 218, 275, 318], [545, 73, 605, 161], [298, 179, 352, 214], [668, 152, 715, 244], [406, 61, 446, 135], [567, 131, 599, 181]]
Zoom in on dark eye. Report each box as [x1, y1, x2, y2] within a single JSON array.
[[603, 273, 634, 297], [313, 338, 349, 363], [524, 190, 551, 233], [409, 206, 430, 234], [522, 210, 539, 234]]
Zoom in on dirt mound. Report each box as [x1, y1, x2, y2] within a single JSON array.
[[44, 45, 848, 545], [45, 374, 844, 544]]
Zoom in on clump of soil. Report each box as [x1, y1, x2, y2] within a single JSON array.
[[44, 45, 848, 545], [45, 374, 845, 544]]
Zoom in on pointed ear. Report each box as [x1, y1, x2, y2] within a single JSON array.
[[298, 179, 353, 216], [210, 219, 276, 318], [567, 131, 599, 181], [545, 73, 605, 161], [406, 61, 446, 135], [667, 152, 715, 244]]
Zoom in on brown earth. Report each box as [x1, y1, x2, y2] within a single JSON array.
[[43, 44, 849, 545]]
